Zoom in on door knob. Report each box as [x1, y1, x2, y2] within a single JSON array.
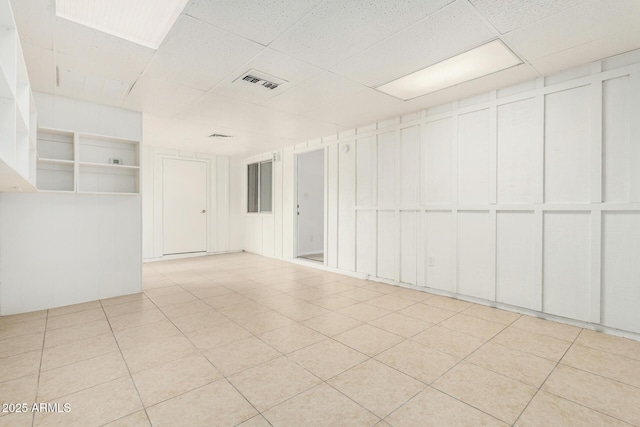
[[201, 209, 206, 213]]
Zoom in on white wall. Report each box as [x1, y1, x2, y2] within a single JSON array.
[[241, 50, 640, 336], [0, 93, 142, 315], [296, 149, 324, 256], [142, 147, 242, 260]]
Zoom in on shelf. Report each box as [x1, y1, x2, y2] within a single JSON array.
[[77, 191, 140, 196], [37, 157, 74, 165], [78, 164, 139, 194], [0, 157, 36, 192], [78, 161, 140, 170], [79, 134, 139, 166], [37, 128, 74, 161], [36, 161, 74, 192]]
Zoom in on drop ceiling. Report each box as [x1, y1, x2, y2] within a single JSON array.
[[10, 0, 640, 157]]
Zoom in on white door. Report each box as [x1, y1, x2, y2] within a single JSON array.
[[296, 150, 324, 260], [163, 158, 208, 255]]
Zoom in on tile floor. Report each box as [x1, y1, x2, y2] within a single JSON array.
[[1, 252, 640, 426]]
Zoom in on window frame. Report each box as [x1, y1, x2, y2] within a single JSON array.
[[247, 159, 273, 213]]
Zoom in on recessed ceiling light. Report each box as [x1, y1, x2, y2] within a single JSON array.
[[55, 0, 189, 49], [376, 40, 522, 100]]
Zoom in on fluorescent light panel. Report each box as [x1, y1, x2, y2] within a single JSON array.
[[56, 0, 189, 49], [377, 40, 522, 100]]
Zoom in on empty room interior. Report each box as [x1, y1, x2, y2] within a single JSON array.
[[1, 0, 640, 426]]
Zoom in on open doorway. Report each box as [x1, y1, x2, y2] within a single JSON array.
[[295, 149, 324, 263]]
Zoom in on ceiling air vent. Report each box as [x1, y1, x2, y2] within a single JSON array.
[[234, 69, 286, 91], [209, 133, 233, 139]]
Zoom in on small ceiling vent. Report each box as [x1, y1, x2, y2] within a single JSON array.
[[234, 69, 287, 91], [209, 133, 233, 139]]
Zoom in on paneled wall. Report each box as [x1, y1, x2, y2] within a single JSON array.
[[142, 147, 243, 259], [242, 51, 640, 336]]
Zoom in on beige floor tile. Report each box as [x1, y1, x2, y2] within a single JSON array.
[[0, 310, 46, 327], [310, 294, 360, 310], [114, 319, 181, 349], [369, 313, 433, 338], [38, 352, 129, 400], [439, 314, 506, 341], [467, 342, 556, 387], [515, 391, 630, 427], [400, 303, 456, 324], [334, 324, 404, 356], [289, 287, 332, 301], [328, 359, 424, 418], [338, 288, 385, 302], [203, 292, 253, 309], [187, 286, 234, 300], [462, 304, 521, 325], [228, 357, 321, 411], [542, 364, 640, 425], [312, 281, 358, 293], [0, 332, 44, 358], [263, 383, 380, 426], [204, 337, 282, 376], [159, 300, 211, 319], [44, 319, 111, 348], [100, 293, 146, 308], [491, 327, 571, 361], [0, 318, 46, 339], [289, 339, 368, 380], [412, 325, 484, 358], [0, 350, 41, 383], [107, 308, 167, 332], [237, 286, 283, 300], [386, 387, 507, 427], [234, 310, 294, 335], [148, 291, 197, 307], [302, 312, 362, 336], [48, 301, 102, 317], [46, 308, 106, 330], [359, 282, 397, 294], [338, 303, 392, 322], [41, 333, 118, 371], [121, 334, 198, 373], [0, 374, 38, 408], [102, 410, 151, 427], [256, 294, 304, 309], [433, 362, 536, 424], [388, 288, 433, 302], [218, 301, 272, 320], [366, 295, 416, 311], [275, 301, 330, 322], [34, 377, 143, 427], [0, 411, 33, 427], [237, 415, 272, 427], [142, 286, 185, 298], [511, 315, 581, 342], [132, 354, 221, 407], [562, 344, 640, 388], [184, 322, 251, 350], [375, 340, 458, 384], [259, 324, 325, 353], [170, 310, 230, 334], [422, 295, 474, 312], [575, 329, 640, 361]]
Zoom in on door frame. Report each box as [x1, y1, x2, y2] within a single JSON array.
[[157, 154, 211, 257], [293, 147, 327, 264]]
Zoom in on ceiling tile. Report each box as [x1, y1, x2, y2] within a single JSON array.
[[503, 0, 640, 61], [304, 88, 402, 127], [10, 0, 54, 49], [469, 0, 581, 34], [184, 0, 322, 45], [262, 72, 366, 114], [531, 29, 640, 76], [269, 0, 456, 68], [332, 0, 496, 87], [55, 51, 142, 84], [53, 18, 155, 74], [123, 75, 205, 118], [211, 48, 323, 104], [21, 43, 55, 93], [145, 15, 264, 91], [54, 67, 129, 108]]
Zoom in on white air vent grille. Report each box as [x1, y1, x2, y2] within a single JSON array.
[[209, 133, 233, 139], [235, 69, 286, 91]]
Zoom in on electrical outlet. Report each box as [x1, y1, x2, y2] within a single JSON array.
[[428, 256, 435, 267]]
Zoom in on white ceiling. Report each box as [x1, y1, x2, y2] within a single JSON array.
[[10, 0, 640, 157]]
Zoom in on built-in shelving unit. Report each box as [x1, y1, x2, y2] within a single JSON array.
[[36, 127, 141, 195], [0, 2, 37, 192]]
